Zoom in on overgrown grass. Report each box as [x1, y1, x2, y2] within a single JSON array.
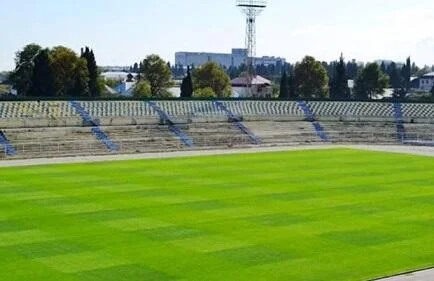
[[0, 149, 433, 281]]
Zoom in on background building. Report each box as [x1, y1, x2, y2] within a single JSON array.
[[411, 72, 434, 92], [231, 75, 272, 98], [175, 48, 285, 68]]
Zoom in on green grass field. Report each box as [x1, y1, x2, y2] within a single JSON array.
[[0, 149, 433, 281]]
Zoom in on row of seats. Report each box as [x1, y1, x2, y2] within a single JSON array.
[[0, 101, 78, 118], [2, 120, 433, 159], [307, 102, 395, 117], [401, 104, 434, 119], [222, 101, 303, 116], [0, 123, 255, 159], [78, 101, 156, 117], [0, 101, 433, 119]]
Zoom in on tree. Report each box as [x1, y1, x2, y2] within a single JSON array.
[[380, 61, 387, 74], [140, 54, 173, 97], [81, 47, 100, 97], [293, 56, 329, 98], [431, 85, 434, 97], [180, 67, 193, 98], [9, 44, 42, 96], [29, 49, 54, 97], [279, 70, 289, 99], [411, 61, 419, 75], [50, 46, 89, 97], [133, 80, 152, 98], [387, 62, 406, 99], [193, 87, 216, 98], [133, 63, 139, 73], [401, 57, 411, 92], [354, 63, 389, 100], [387, 62, 401, 89], [288, 73, 296, 98], [330, 54, 350, 100], [346, 60, 359, 80], [192, 62, 231, 98], [414, 66, 432, 77]]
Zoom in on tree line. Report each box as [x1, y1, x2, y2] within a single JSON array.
[[9, 44, 101, 97], [278, 55, 434, 101], [7, 43, 434, 100], [7, 44, 233, 99]]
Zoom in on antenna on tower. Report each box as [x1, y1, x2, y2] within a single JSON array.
[[236, 0, 268, 97]]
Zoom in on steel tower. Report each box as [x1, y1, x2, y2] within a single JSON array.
[[236, 0, 267, 96]]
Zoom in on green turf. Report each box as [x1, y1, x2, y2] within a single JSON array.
[[0, 148, 433, 281]]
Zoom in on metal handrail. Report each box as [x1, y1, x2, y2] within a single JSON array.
[[2, 131, 434, 159]]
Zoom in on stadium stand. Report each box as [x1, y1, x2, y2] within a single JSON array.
[[0, 100, 433, 159]]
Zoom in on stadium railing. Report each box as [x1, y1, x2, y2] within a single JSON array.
[[3, 131, 433, 159]]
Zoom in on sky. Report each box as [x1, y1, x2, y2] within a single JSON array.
[[1, 0, 434, 71]]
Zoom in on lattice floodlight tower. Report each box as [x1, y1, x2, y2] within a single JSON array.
[[237, 0, 267, 95]]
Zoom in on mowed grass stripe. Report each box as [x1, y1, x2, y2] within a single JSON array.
[[0, 148, 433, 281]]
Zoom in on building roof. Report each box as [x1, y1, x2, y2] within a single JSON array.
[[231, 75, 271, 86], [101, 72, 138, 80], [422, 72, 434, 77]]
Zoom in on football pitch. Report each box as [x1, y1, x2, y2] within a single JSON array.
[[0, 149, 433, 281]]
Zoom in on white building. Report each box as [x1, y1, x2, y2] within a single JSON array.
[[417, 72, 434, 92], [175, 48, 285, 68], [101, 72, 138, 81], [231, 75, 272, 98]]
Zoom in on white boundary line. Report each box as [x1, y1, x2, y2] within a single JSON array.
[[373, 268, 434, 281], [0, 144, 433, 168]]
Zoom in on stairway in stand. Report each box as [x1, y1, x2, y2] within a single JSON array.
[[213, 101, 261, 145], [69, 101, 118, 152], [0, 130, 16, 156], [297, 101, 329, 142], [392, 103, 406, 143], [146, 101, 193, 147]]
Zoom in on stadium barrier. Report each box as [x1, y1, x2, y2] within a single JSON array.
[[2, 130, 433, 160]]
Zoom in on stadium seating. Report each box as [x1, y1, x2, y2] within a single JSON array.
[[307, 101, 395, 119], [79, 101, 156, 117], [0, 100, 433, 159], [401, 103, 434, 119], [246, 121, 323, 145], [3, 127, 108, 158], [320, 121, 398, 144], [222, 101, 303, 117], [1, 101, 432, 121], [0, 101, 78, 119]]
